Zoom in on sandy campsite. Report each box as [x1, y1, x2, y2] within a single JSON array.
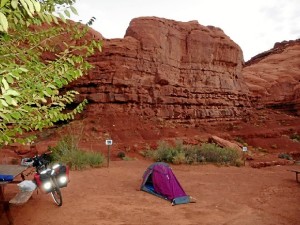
[[1, 159, 299, 225], [1, 0, 300, 224]]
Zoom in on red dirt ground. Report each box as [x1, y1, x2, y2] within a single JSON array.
[[1, 108, 300, 224], [1, 160, 300, 225]]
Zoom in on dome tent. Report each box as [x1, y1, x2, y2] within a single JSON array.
[[140, 162, 191, 205]]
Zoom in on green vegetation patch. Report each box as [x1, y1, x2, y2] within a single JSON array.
[[142, 140, 242, 166], [49, 135, 105, 170]]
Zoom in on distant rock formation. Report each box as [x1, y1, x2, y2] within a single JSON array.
[[243, 39, 300, 115], [69, 17, 252, 124]]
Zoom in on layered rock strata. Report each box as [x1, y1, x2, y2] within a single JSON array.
[[69, 17, 251, 123], [243, 39, 300, 115]]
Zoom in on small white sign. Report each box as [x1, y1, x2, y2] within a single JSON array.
[[242, 146, 248, 152], [105, 140, 113, 146]]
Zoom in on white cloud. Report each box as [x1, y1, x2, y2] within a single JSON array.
[[71, 0, 300, 61]]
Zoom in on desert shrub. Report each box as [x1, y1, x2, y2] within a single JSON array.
[[278, 153, 293, 160], [141, 149, 155, 158], [49, 135, 105, 170], [172, 152, 186, 165], [142, 140, 184, 163], [117, 151, 126, 159], [234, 136, 247, 146], [184, 145, 200, 164], [199, 143, 241, 166], [290, 133, 300, 142], [143, 141, 241, 166], [153, 141, 181, 163]]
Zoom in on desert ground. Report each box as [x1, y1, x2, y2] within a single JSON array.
[[1, 109, 300, 225], [1, 159, 299, 225]]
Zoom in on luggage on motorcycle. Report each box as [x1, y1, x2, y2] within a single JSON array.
[[55, 164, 70, 188], [33, 173, 42, 187], [34, 170, 53, 193]]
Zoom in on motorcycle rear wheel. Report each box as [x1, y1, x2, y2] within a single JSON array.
[[51, 187, 62, 206]]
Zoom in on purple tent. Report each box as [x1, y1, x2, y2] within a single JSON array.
[[140, 162, 191, 205]]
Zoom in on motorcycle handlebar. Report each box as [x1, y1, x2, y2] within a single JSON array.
[[21, 151, 52, 167]]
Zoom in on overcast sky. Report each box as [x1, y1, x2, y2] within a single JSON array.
[[70, 0, 300, 61]]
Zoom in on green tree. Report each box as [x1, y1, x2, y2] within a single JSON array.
[[0, 0, 101, 146]]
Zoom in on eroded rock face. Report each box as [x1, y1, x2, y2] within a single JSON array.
[[243, 39, 300, 115], [70, 17, 251, 123]]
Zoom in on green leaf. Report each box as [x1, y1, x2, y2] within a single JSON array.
[[5, 89, 20, 96], [0, 12, 8, 32], [0, 112, 9, 120], [13, 16, 18, 24], [64, 9, 70, 18], [24, 0, 35, 14], [2, 77, 9, 90], [58, 13, 66, 23], [19, 67, 28, 72], [54, 79, 62, 87], [4, 95, 12, 105], [41, 97, 47, 103], [46, 84, 57, 89], [11, 0, 18, 9], [0, 0, 9, 8], [1, 87, 5, 94], [11, 111, 21, 119], [6, 75, 14, 84], [31, 0, 41, 12], [43, 87, 53, 97], [11, 98, 18, 106], [70, 6, 78, 15], [20, 0, 33, 18], [0, 99, 8, 107], [45, 14, 53, 23], [52, 15, 58, 24]]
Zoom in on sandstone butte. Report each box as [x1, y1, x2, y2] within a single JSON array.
[[71, 17, 250, 123], [69, 17, 300, 120], [1, 17, 300, 167]]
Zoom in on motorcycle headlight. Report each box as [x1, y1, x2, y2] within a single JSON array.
[[43, 181, 52, 191], [59, 176, 67, 184]]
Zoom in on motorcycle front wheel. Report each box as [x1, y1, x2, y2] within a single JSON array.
[[51, 186, 62, 206]]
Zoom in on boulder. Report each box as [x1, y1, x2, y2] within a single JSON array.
[[209, 135, 242, 151]]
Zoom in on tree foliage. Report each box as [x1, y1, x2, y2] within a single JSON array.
[[0, 0, 102, 146]]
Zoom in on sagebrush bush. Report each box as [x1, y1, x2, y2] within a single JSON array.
[[143, 140, 241, 166], [184, 145, 201, 164], [49, 135, 105, 170], [152, 141, 185, 163], [199, 143, 241, 165]]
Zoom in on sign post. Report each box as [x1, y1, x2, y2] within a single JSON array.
[[105, 139, 113, 167], [242, 146, 248, 166]]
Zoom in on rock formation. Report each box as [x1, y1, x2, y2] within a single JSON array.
[[243, 39, 300, 115], [69, 17, 252, 124]]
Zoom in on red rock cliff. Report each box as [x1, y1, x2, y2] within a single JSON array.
[[243, 39, 300, 115], [69, 17, 251, 124]]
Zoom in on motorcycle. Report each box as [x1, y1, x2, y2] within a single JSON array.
[[21, 152, 69, 206]]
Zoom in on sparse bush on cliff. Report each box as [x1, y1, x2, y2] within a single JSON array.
[[290, 133, 300, 142], [142, 141, 242, 166], [49, 135, 105, 170]]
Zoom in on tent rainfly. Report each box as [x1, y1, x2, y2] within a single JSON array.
[[140, 162, 192, 205]]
